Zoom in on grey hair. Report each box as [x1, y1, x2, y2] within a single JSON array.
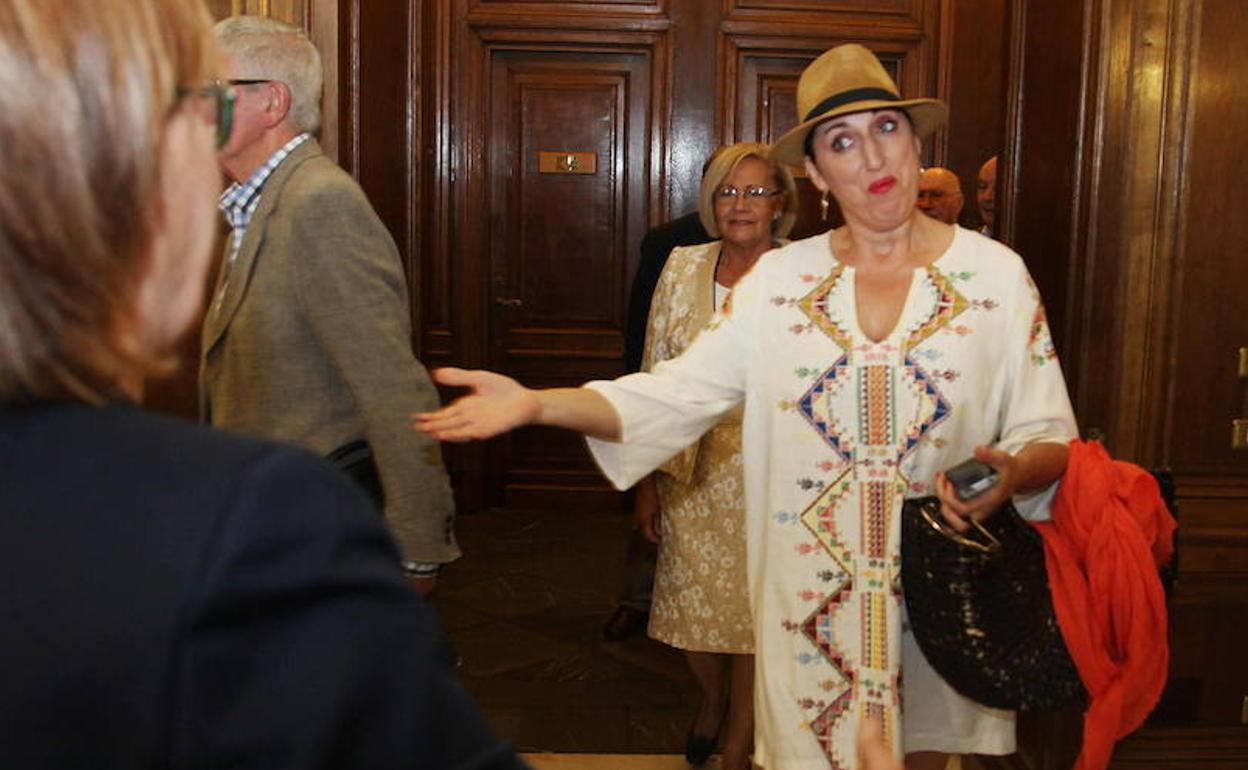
[[214, 16, 322, 134]]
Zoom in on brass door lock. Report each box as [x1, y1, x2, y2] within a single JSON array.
[[1233, 419, 1248, 450]]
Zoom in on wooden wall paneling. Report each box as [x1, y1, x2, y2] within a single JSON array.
[[938, 0, 1010, 231], [351, 0, 417, 295], [225, 0, 308, 25], [662, 0, 719, 219], [1109, 726, 1248, 768], [1010, 0, 1091, 374], [307, 0, 341, 163], [467, 0, 663, 16], [420, 0, 456, 362], [1164, 0, 1248, 479], [1068, 0, 1173, 464], [726, 0, 922, 28], [1015, 0, 1248, 759], [997, 0, 1026, 247], [440, 0, 497, 512], [1158, 0, 1248, 729]]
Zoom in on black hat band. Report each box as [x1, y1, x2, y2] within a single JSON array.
[[803, 87, 900, 123]]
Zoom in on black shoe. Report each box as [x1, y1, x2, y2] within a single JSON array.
[[601, 605, 648, 641], [684, 730, 717, 766]]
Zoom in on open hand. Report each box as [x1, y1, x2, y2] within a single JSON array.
[[412, 367, 540, 442], [933, 444, 1018, 532]]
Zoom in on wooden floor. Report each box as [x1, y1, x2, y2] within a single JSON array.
[[432, 506, 968, 770], [522, 755, 714, 769], [432, 506, 700, 756]]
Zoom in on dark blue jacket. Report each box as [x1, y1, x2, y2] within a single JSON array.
[[0, 402, 526, 770]]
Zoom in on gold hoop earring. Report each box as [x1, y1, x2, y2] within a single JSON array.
[[820, 192, 830, 222]]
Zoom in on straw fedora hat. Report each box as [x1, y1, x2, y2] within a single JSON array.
[[770, 44, 947, 167]]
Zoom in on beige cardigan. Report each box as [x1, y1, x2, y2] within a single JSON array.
[[642, 240, 745, 484]]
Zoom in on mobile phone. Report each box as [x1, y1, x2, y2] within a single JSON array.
[[944, 458, 999, 501]]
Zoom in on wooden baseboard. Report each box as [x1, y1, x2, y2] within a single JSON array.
[[1110, 726, 1248, 768]]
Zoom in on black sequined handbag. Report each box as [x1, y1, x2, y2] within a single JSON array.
[[900, 497, 1087, 710]]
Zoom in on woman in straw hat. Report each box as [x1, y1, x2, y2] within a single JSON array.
[[417, 44, 1076, 770]]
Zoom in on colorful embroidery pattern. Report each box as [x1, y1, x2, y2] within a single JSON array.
[[796, 266, 853, 350], [862, 591, 888, 671], [903, 267, 970, 352], [900, 356, 953, 460], [1028, 303, 1057, 366], [859, 366, 895, 447], [862, 480, 892, 560], [798, 355, 854, 464], [799, 472, 855, 572], [790, 260, 968, 765]]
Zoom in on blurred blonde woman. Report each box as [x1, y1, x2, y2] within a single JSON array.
[[0, 1, 525, 767], [635, 142, 796, 770]]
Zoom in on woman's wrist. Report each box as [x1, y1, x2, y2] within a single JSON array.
[[1009, 441, 1069, 495]]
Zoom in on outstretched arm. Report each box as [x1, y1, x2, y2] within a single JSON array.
[[413, 367, 622, 442]]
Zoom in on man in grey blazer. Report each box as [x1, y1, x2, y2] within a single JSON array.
[[201, 16, 458, 589]]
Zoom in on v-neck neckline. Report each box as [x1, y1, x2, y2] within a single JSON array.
[[830, 226, 960, 345]]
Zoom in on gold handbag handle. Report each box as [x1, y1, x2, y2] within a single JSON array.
[[916, 499, 1002, 555]]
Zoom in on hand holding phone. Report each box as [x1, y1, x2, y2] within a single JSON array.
[[944, 457, 1000, 501]]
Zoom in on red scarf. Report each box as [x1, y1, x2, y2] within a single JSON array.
[[1034, 439, 1177, 770]]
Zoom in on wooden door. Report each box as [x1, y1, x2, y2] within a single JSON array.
[[483, 48, 654, 508]]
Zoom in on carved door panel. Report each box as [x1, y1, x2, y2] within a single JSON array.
[[483, 49, 652, 508]]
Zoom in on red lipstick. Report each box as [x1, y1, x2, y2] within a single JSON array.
[[869, 176, 897, 195]]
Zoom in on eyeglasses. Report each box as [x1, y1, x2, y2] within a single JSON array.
[[713, 185, 782, 205], [226, 78, 272, 87], [177, 81, 237, 149]]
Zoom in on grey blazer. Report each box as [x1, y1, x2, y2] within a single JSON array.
[[200, 139, 458, 564]]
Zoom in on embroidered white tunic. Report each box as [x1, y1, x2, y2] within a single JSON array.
[[586, 227, 1077, 770]]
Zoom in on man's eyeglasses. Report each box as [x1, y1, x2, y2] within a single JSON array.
[[713, 185, 782, 205], [177, 81, 237, 149]]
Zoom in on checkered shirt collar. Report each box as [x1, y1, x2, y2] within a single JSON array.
[[218, 133, 312, 231]]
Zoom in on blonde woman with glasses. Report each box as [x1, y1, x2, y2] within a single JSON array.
[[634, 142, 795, 770]]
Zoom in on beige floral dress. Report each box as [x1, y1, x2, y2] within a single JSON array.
[[643, 241, 753, 654]]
